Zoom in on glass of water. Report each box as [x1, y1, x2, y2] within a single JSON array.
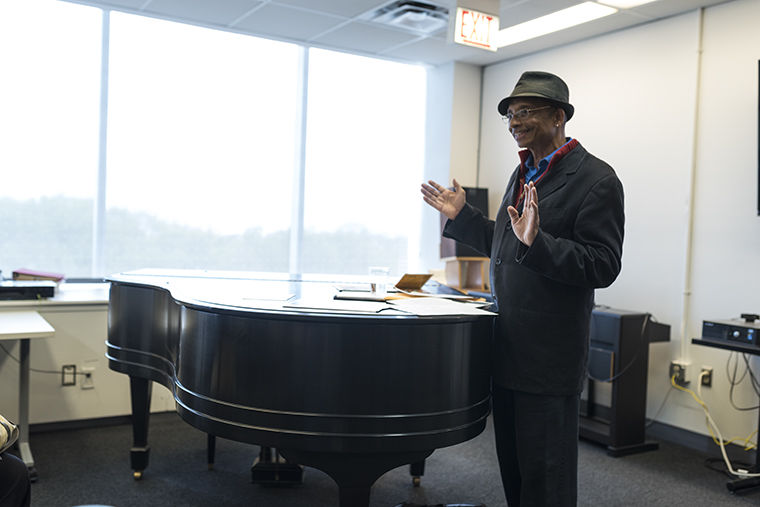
[[368, 266, 390, 297]]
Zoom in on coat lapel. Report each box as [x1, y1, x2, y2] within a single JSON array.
[[537, 144, 586, 200]]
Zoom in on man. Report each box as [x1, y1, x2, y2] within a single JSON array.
[[421, 71, 624, 506]]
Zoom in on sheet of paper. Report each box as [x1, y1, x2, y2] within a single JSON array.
[[389, 297, 496, 316]]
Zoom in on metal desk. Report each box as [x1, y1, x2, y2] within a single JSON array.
[[0, 311, 55, 480]]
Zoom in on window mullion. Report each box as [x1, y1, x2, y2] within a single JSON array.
[[92, 9, 110, 277], [288, 46, 309, 276]]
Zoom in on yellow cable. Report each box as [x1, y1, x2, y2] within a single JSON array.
[[671, 375, 757, 447], [670, 373, 760, 477]]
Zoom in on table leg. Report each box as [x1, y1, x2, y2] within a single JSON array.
[[726, 402, 760, 492], [17, 338, 36, 481]]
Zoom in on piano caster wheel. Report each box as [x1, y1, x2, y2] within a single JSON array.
[[412, 476, 421, 487], [133, 471, 143, 480]]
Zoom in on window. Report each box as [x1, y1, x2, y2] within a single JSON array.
[[303, 49, 426, 276], [0, 3, 427, 280], [0, 0, 102, 277], [105, 13, 298, 274]]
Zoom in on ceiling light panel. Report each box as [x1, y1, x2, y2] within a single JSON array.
[[496, 1, 617, 48], [596, 0, 659, 8]]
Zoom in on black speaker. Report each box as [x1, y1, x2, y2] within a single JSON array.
[[440, 187, 489, 259]]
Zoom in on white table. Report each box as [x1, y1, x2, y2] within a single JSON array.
[[0, 311, 55, 479]]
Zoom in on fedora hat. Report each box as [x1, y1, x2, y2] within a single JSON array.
[[497, 71, 574, 121]]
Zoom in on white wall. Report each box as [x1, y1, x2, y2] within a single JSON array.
[[479, 0, 760, 441], [688, 0, 760, 437], [449, 62, 483, 187], [0, 288, 174, 425], [419, 61, 483, 271]]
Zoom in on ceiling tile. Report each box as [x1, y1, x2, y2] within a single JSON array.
[[383, 36, 487, 66], [314, 21, 421, 54], [91, 0, 149, 8], [143, 0, 261, 26], [234, 3, 345, 40], [631, 0, 716, 18], [272, 0, 387, 18]]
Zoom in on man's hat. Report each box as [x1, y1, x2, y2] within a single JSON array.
[[497, 71, 574, 121]]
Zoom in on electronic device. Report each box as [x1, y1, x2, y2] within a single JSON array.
[[702, 314, 760, 347], [0, 280, 56, 300], [583, 307, 670, 456]]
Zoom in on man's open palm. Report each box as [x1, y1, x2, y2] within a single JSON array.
[[420, 179, 466, 220], [507, 182, 540, 247]]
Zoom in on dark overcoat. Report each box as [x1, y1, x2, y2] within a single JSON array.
[[443, 142, 625, 395]]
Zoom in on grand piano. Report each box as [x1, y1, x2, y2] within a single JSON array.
[[106, 269, 494, 507]]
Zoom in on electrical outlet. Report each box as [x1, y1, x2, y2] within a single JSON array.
[[669, 360, 691, 387], [61, 365, 76, 386], [81, 366, 95, 390], [701, 366, 713, 387]]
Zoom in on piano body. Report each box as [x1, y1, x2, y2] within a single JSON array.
[[106, 269, 493, 506]]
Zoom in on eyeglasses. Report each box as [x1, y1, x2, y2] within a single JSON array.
[[501, 105, 552, 124]]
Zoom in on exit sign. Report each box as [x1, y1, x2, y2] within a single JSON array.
[[453, 7, 499, 51]]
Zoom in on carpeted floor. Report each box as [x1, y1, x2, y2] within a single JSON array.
[[18, 412, 760, 506]]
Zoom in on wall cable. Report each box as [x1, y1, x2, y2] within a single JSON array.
[[673, 371, 760, 478], [0, 343, 88, 377]]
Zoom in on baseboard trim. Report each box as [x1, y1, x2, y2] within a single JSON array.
[[30, 411, 175, 434]]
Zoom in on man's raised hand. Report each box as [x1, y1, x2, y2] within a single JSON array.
[[506, 181, 540, 247], [420, 179, 466, 220]]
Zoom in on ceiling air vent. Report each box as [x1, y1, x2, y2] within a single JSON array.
[[364, 1, 449, 35]]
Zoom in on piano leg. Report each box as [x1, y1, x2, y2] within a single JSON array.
[[279, 448, 433, 507], [409, 459, 425, 486], [129, 376, 152, 480], [207, 434, 216, 470]]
